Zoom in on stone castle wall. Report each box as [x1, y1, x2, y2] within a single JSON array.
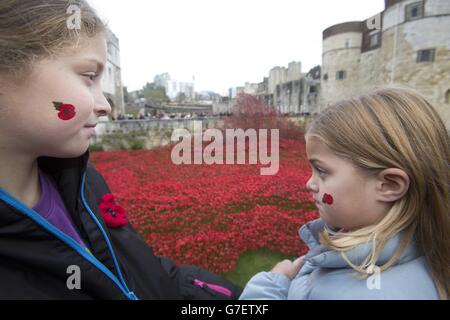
[[320, 0, 450, 129]]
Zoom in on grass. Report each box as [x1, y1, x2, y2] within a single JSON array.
[[222, 249, 295, 288]]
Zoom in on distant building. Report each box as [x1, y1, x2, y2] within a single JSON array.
[[153, 73, 195, 102], [321, 0, 450, 129], [154, 73, 171, 88], [255, 61, 320, 115], [101, 29, 125, 120], [197, 91, 221, 104], [243, 82, 259, 95], [302, 66, 321, 115], [228, 0, 449, 123], [229, 61, 320, 115], [229, 87, 238, 99], [270, 62, 303, 114]]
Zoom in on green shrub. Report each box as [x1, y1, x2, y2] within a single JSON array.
[[88, 143, 104, 152], [96, 130, 146, 151]]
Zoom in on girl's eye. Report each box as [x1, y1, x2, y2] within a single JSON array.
[[314, 167, 327, 177], [83, 73, 97, 82]]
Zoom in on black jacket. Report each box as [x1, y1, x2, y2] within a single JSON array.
[[0, 151, 242, 300]]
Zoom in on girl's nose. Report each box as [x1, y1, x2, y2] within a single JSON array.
[[94, 94, 112, 117], [306, 176, 318, 193]]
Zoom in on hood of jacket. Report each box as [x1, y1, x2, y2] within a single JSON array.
[[299, 218, 423, 269]]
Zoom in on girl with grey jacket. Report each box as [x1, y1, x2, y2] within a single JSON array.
[[240, 87, 450, 300]]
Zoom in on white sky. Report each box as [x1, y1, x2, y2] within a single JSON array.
[[87, 0, 385, 95]]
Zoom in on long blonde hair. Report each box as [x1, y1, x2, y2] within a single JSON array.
[[0, 0, 105, 79], [307, 86, 450, 299]]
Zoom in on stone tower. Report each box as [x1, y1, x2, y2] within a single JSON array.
[[321, 0, 450, 129]]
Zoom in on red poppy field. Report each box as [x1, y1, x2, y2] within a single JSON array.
[[90, 138, 319, 276]]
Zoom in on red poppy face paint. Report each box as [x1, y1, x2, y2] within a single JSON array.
[[322, 193, 334, 206], [53, 102, 76, 121]]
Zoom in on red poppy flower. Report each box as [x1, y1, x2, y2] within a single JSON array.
[[53, 102, 76, 121], [99, 193, 128, 228], [101, 193, 115, 205], [90, 138, 321, 274], [322, 193, 334, 205]]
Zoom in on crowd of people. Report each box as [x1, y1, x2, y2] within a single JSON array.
[[112, 111, 232, 121]]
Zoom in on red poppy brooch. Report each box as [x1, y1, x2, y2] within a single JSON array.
[[98, 194, 128, 228]]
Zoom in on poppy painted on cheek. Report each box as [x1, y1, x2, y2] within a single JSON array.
[[53, 101, 76, 121], [322, 193, 334, 206]]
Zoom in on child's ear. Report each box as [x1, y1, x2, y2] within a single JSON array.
[[375, 168, 410, 203]]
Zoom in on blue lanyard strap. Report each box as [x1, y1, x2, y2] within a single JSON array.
[[80, 171, 138, 300], [0, 185, 138, 300]]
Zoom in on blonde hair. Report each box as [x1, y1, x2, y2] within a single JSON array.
[[307, 86, 450, 299], [0, 0, 106, 80]]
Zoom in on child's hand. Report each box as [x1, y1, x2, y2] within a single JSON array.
[[270, 256, 305, 280]]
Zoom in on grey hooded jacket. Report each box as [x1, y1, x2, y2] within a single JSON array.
[[240, 219, 438, 300]]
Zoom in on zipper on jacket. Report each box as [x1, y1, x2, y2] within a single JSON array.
[[0, 188, 138, 300], [193, 279, 232, 297], [80, 171, 139, 300]]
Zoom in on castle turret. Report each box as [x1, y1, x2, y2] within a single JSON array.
[[320, 0, 450, 129]]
